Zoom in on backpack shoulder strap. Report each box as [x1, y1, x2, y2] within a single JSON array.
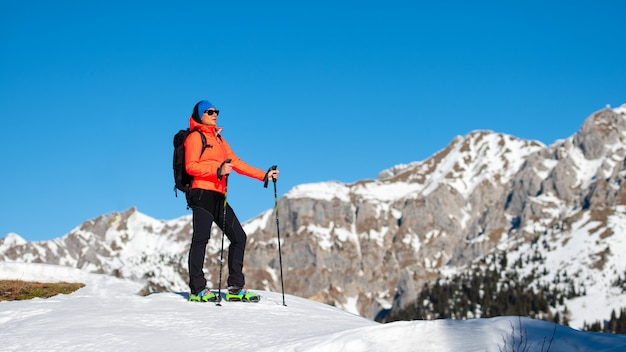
[[194, 130, 208, 156]]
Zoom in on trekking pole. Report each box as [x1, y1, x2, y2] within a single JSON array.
[[216, 159, 231, 306], [265, 165, 286, 306]]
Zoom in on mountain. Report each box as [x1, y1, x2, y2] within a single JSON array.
[[2, 104, 626, 328], [2, 261, 626, 352]]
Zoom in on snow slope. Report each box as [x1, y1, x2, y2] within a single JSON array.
[[1, 262, 625, 352]]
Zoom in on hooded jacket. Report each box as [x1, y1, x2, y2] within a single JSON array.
[[185, 117, 266, 194]]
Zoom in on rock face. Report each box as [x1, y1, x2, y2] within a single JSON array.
[[244, 131, 546, 319], [2, 105, 626, 321]]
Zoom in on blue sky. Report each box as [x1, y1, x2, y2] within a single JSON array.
[[1, 1, 625, 242]]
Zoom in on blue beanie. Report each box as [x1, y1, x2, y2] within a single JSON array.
[[193, 100, 215, 122]]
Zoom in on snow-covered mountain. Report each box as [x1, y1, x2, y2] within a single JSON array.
[[2, 104, 626, 329], [1, 210, 192, 294], [2, 261, 626, 352]]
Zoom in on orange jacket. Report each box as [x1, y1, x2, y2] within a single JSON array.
[[185, 117, 266, 194]]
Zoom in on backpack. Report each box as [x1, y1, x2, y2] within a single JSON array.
[[172, 129, 207, 197]]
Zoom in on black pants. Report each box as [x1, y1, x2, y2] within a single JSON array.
[[187, 188, 248, 295]]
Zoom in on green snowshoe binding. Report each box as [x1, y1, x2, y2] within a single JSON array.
[[189, 288, 218, 302], [225, 287, 260, 302]]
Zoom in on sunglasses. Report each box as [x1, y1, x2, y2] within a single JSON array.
[[204, 109, 220, 116]]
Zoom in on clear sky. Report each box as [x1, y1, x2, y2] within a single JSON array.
[[1, 1, 625, 242]]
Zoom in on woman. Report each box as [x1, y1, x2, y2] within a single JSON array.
[[185, 99, 279, 302]]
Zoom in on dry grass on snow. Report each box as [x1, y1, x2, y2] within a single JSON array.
[[0, 280, 85, 301]]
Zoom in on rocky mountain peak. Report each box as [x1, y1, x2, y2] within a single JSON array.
[[575, 106, 626, 159]]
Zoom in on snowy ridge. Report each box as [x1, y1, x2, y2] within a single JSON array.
[[1, 262, 625, 352], [285, 181, 352, 202], [611, 103, 626, 116], [0, 208, 196, 293], [410, 131, 544, 197], [0, 233, 26, 253], [285, 131, 544, 204]]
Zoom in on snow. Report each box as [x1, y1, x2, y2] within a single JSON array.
[[2, 262, 625, 352], [243, 209, 274, 234], [353, 181, 424, 202], [614, 104, 626, 115], [0, 233, 26, 252], [285, 181, 351, 202]]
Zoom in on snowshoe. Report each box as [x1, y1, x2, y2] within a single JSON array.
[[189, 288, 218, 302], [225, 287, 260, 302]]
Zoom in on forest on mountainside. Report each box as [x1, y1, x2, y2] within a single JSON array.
[[383, 252, 626, 334]]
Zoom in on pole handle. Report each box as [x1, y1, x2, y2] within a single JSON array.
[[263, 165, 278, 188], [217, 158, 232, 181]]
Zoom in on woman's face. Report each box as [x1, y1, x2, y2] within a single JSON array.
[[201, 108, 219, 126]]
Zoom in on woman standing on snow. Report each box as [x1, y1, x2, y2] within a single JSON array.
[[185, 99, 279, 302]]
